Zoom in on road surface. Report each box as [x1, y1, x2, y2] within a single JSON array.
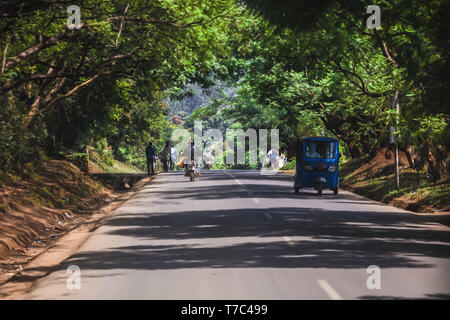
[[25, 170, 450, 299]]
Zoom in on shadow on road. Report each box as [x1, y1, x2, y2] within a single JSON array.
[[134, 183, 352, 200], [19, 207, 449, 277], [5, 171, 449, 299]]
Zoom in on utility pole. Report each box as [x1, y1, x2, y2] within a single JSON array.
[[395, 138, 400, 189], [390, 90, 400, 190]]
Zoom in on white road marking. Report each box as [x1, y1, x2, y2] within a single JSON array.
[[283, 236, 295, 247], [317, 280, 343, 300], [228, 172, 259, 203], [265, 212, 272, 220]]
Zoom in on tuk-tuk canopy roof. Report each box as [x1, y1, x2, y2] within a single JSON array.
[[300, 136, 338, 142]]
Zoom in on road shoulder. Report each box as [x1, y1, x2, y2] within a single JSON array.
[[0, 175, 155, 299]]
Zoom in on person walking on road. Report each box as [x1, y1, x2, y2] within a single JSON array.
[[267, 148, 279, 170], [160, 141, 171, 172], [146, 141, 156, 176], [170, 144, 178, 171], [183, 140, 202, 176]]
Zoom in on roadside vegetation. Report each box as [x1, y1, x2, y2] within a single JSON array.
[[0, 144, 143, 260], [0, 159, 106, 259], [339, 149, 450, 212], [0, 1, 448, 211]]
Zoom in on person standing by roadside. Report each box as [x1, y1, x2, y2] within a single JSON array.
[[146, 141, 156, 175]]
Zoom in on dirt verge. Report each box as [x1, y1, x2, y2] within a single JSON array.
[[0, 160, 150, 290], [339, 148, 450, 214], [0, 173, 152, 299]]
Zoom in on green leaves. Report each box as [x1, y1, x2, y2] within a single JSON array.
[[0, 0, 447, 177]]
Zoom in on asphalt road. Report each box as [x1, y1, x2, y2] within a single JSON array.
[[25, 170, 450, 299]]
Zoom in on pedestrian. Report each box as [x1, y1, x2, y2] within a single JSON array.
[[160, 141, 171, 172], [183, 140, 202, 175], [146, 141, 156, 175], [170, 144, 178, 171], [267, 148, 279, 170]]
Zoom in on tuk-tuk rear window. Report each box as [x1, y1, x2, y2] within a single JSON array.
[[304, 140, 336, 159]]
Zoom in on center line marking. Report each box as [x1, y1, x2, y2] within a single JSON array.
[[228, 172, 260, 205], [317, 280, 343, 300], [283, 236, 295, 247]]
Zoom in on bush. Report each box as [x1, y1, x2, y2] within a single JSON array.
[[117, 146, 146, 170], [283, 157, 296, 170], [66, 153, 89, 172], [0, 109, 47, 171], [94, 138, 114, 166]]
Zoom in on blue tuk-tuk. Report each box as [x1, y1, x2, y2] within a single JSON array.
[[293, 136, 339, 196]]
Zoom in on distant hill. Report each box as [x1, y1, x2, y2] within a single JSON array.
[[166, 83, 236, 120]]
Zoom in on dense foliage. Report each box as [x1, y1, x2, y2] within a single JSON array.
[[190, 0, 449, 178], [1, 0, 448, 179], [0, 0, 239, 169]]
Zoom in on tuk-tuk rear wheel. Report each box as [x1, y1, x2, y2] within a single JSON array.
[[317, 187, 322, 196], [294, 187, 299, 194], [333, 187, 338, 195]]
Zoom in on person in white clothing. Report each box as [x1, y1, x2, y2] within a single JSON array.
[[170, 145, 178, 171], [267, 148, 279, 170]]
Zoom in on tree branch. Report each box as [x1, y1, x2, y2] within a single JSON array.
[[1, 49, 135, 94], [1, 39, 9, 74], [107, 11, 231, 29], [326, 60, 390, 98], [38, 71, 112, 115], [373, 29, 398, 66], [115, 4, 130, 48], [3, 32, 66, 72]]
